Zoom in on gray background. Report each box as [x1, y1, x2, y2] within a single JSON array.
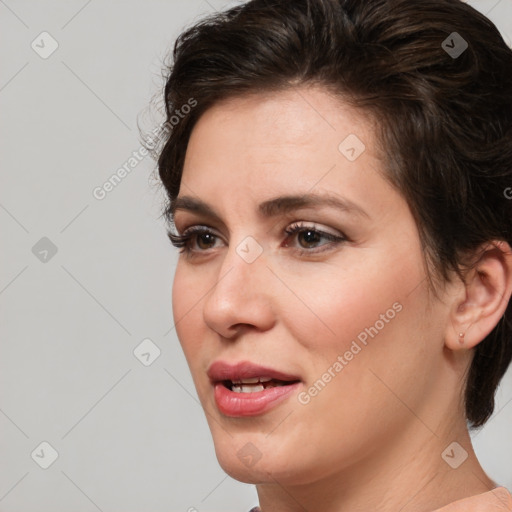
[[0, 1, 511, 511]]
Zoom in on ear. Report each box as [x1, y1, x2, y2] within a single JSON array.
[[446, 241, 512, 351]]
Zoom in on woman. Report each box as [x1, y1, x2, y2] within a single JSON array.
[[149, 0, 512, 510]]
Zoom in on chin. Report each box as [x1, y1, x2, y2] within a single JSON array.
[[211, 433, 314, 486], [216, 454, 295, 485], [217, 460, 269, 484]]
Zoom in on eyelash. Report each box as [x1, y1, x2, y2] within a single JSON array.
[[167, 222, 346, 258]]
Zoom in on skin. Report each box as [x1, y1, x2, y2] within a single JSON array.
[[170, 85, 512, 512]]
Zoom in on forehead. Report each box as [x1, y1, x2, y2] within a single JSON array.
[[189, 87, 371, 148], [176, 85, 406, 228], [182, 86, 376, 186]]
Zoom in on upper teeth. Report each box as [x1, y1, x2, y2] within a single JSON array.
[[232, 377, 272, 384], [230, 377, 284, 393]]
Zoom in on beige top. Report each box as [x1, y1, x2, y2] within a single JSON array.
[[433, 487, 512, 511]]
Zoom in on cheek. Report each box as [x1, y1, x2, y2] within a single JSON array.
[[299, 270, 434, 424], [286, 251, 419, 358], [292, 249, 431, 403], [282, 291, 433, 476]]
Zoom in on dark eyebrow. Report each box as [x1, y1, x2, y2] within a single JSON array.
[[169, 192, 369, 223]]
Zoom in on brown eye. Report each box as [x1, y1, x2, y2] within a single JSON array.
[[297, 229, 322, 248], [168, 226, 222, 256], [196, 233, 217, 250], [284, 222, 346, 255]]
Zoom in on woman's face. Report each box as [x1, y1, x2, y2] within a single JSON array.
[[171, 86, 455, 485]]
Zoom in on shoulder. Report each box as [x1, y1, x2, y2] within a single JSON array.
[[433, 487, 512, 511], [248, 508, 261, 512]]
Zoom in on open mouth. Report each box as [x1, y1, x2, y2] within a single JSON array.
[[208, 361, 302, 415], [221, 377, 301, 393]]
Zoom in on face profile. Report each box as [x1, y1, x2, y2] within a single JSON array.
[[151, 0, 512, 510]]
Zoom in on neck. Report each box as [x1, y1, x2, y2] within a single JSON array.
[[255, 417, 495, 512]]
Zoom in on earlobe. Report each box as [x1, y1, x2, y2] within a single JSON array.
[[446, 241, 512, 352]]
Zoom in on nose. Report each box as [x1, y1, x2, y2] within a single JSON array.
[[202, 238, 276, 339]]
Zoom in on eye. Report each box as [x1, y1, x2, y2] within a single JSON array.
[[167, 226, 221, 254], [167, 222, 346, 258], [283, 222, 346, 255]]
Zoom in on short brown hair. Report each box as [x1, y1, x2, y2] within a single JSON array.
[[150, 0, 512, 428]]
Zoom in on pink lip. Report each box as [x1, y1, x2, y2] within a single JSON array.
[[207, 360, 301, 382], [207, 360, 302, 417], [213, 381, 301, 417]]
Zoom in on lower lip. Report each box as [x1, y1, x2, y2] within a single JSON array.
[[213, 382, 301, 417]]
